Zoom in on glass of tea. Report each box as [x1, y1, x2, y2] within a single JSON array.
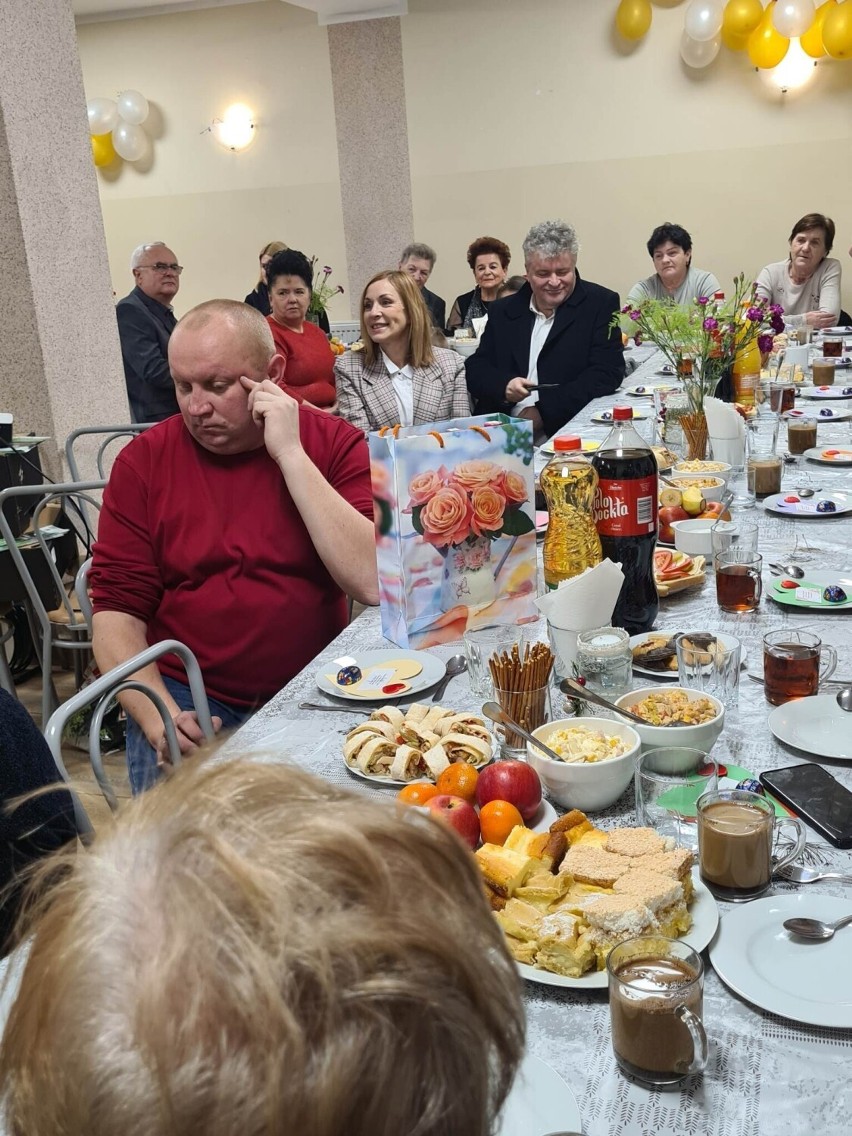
[[607, 936, 708, 1087], [763, 629, 838, 706], [715, 550, 762, 613], [823, 336, 843, 358]]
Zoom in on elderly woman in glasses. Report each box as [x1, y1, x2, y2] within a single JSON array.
[[756, 213, 842, 330], [266, 249, 337, 412]]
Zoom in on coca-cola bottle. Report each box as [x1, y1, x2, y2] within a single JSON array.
[[590, 405, 659, 634]]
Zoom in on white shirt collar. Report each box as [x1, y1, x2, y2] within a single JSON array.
[[381, 350, 414, 379], [529, 296, 555, 322]]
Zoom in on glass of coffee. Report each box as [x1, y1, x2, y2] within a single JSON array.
[[636, 748, 717, 852], [787, 417, 817, 455], [823, 336, 843, 358], [763, 629, 838, 706], [715, 550, 762, 613], [608, 936, 708, 1088], [697, 788, 806, 901]]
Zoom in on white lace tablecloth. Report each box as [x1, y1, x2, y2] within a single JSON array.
[[228, 348, 852, 1136]]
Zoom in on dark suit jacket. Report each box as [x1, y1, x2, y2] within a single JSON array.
[[116, 286, 179, 423], [422, 286, 446, 332], [464, 277, 625, 438]]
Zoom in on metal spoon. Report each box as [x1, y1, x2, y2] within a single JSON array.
[[768, 562, 805, 578], [430, 654, 467, 703], [783, 913, 852, 941], [481, 701, 565, 763], [836, 687, 852, 713], [796, 487, 816, 498], [298, 702, 371, 715], [559, 678, 650, 727]]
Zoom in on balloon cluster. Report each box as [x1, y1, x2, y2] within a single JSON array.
[[614, 0, 852, 71], [88, 91, 150, 169]]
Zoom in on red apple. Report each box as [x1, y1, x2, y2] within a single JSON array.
[[425, 794, 481, 849], [475, 760, 542, 821], [658, 504, 688, 544]]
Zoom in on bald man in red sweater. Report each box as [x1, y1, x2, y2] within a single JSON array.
[[91, 300, 378, 792]]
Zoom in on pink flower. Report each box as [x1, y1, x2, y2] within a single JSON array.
[[407, 469, 445, 507], [470, 485, 506, 537], [420, 486, 472, 548], [499, 470, 528, 504], [450, 460, 503, 492]]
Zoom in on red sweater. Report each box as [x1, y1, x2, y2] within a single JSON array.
[[267, 318, 337, 408], [91, 412, 372, 707]]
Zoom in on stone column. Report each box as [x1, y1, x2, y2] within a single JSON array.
[[328, 17, 414, 317], [0, 0, 129, 479]]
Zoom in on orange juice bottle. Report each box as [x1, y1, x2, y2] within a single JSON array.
[[540, 436, 602, 589], [732, 335, 760, 407]]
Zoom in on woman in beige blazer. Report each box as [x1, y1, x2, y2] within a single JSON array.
[[335, 270, 471, 434]]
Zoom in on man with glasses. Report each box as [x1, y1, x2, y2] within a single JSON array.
[[116, 242, 184, 422]]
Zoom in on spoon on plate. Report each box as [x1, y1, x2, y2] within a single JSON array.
[[481, 701, 565, 763], [836, 687, 852, 713], [430, 654, 467, 703], [795, 487, 817, 499], [768, 562, 805, 578], [783, 913, 852, 941]]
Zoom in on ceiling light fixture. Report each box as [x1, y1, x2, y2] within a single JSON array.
[[209, 103, 257, 151]]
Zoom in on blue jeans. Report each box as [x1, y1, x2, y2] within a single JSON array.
[[125, 674, 253, 795]]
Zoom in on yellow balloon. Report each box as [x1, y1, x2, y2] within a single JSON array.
[[90, 132, 117, 168], [722, 24, 751, 50], [616, 0, 653, 40], [823, 0, 852, 56], [748, 3, 791, 67], [722, 0, 764, 37], [801, 0, 837, 56]]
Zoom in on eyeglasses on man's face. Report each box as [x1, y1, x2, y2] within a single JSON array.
[[140, 262, 183, 275]]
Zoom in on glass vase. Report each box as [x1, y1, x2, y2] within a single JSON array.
[[680, 412, 709, 461]]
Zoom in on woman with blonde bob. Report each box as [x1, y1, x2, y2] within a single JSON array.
[[335, 269, 471, 434], [0, 759, 525, 1136]]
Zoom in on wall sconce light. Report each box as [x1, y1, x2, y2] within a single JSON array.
[[763, 39, 818, 93], [209, 103, 257, 151]]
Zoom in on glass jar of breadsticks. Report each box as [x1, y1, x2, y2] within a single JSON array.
[[489, 641, 555, 758]]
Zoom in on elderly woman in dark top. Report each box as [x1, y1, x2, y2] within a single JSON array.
[[447, 237, 511, 333]]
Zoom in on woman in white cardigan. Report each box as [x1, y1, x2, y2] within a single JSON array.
[[755, 213, 842, 331], [335, 270, 471, 435]]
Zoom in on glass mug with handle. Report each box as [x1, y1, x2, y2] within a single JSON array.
[[763, 629, 838, 706], [715, 550, 762, 613]]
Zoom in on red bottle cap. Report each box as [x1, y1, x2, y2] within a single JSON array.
[[713, 292, 726, 301], [553, 435, 582, 451], [612, 405, 633, 421]]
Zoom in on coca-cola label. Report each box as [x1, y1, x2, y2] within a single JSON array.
[[594, 476, 657, 536]]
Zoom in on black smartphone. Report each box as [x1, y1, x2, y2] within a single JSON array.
[[759, 764, 852, 849]]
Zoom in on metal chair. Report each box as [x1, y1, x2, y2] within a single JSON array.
[[64, 423, 155, 482], [0, 481, 105, 723], [43, 640, 215, 832]]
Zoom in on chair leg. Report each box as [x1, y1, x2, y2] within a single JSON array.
[[0, 620, 15, 696]]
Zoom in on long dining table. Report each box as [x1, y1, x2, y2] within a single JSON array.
[[226, 343, 852, 1136]]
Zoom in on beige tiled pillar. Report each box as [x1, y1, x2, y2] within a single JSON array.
[[0, 0, 128, 478], [328, 17, 414, 318]]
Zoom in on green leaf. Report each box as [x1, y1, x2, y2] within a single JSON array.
[[501, 509, 535, 536], [411, 504, 424, 535], [377, 497, 393, 536]]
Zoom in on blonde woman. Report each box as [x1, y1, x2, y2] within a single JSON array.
[[335, 270, 471, 434], [244, 239, 288, 315]]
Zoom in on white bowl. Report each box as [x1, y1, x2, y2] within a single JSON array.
[[667, 474, 726, 502], [527, 716, 640, 812], [670, 517, 719, 558], [672, 460, 733, 486], [452, 339, 479, 358], [614, 687, 725, 755]]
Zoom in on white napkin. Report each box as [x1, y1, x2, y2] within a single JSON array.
[[535, 560, 625, 631], [705, 396, 745, 467]]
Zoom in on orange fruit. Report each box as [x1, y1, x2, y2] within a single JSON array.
[[435, 762, 479, 804], [479, 799, 524, 846], [397, 782, 440, 807]]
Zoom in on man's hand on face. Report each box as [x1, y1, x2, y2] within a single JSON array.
[[240, 376, 304, 469], [505, 377, 534, 404], [154, 710, 223, 771]]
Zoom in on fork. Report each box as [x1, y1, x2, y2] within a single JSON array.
[[774, 864, 852, 885]]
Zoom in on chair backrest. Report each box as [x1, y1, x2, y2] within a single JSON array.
[[74, 557, 93, 633], [64, 424, 155, 482]]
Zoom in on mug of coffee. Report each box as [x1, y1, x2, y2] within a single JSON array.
[[763, 629, 838, 706], [607, 936, 708, 1088], [697, 788, 806, 901]]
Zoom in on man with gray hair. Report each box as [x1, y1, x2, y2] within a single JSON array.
[[116, 241, 183, 422], [465, 220, 623, 438], [399, 241, 446, 330]]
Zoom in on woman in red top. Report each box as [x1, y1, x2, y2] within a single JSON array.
[[266, 249, 337, 411]]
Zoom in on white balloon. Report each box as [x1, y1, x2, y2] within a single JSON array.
[[117, 89, 149, 126], [772, 0, 815, 38], [683, 0, 724, 41], [112, 121, 148, 162], [680, 29, 722, 67], [87, 97, 118, 135]]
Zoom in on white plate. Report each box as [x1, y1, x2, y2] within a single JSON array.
[[624, 383, 680, 397], [798, 384, 852, 399], [517, 870, 718, 990], [785, 406, 852, 423], [821, 326, 852, 335], [767, 569, 852, 611], [497, 1053, 582, 1136], [710, 893, 852, 1028], [629, 631, 746, 680], [530, 798, 558, 832], [344, 733, 496, 787], [656, 364, 677, 376], [591, 410, 648, 424], [802, 445, 852, 464], [763, 491, 852, 517], [768, 694, 852, 759], [316, 649, 445, 701]]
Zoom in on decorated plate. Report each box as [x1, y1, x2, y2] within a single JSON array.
[[629, 630, 746, 680], [767, 570, 852, 611], [802, 446, 852, 465], [316, 649, 446, 701], [517, 871, 718, 990], [763, 491, 852, 518], [624, 383, 680, 397], [784, 406, 852, 423], [656, 364, 677, 376], [591, 409, 648, 424], [798, 384, 852, 399]]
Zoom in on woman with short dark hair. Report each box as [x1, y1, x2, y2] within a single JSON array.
[[756, 213, 841, 329], [447, 236, 511, 332], [266, 249, 337, 412], [628, 222, 720, 305]]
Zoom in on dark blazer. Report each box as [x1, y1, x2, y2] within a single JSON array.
[[244, 283, 270, 315], [422, 286, 446, 332], [116, 286, 179, 423], [464, 276, 624, 438]]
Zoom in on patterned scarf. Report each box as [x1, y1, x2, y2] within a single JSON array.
[[462, 287, 489, 331]]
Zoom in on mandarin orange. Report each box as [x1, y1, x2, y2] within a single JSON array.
[[435, 762, 479, 804], [397, 782, 440, 806], [479, 799, 524, 846]]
